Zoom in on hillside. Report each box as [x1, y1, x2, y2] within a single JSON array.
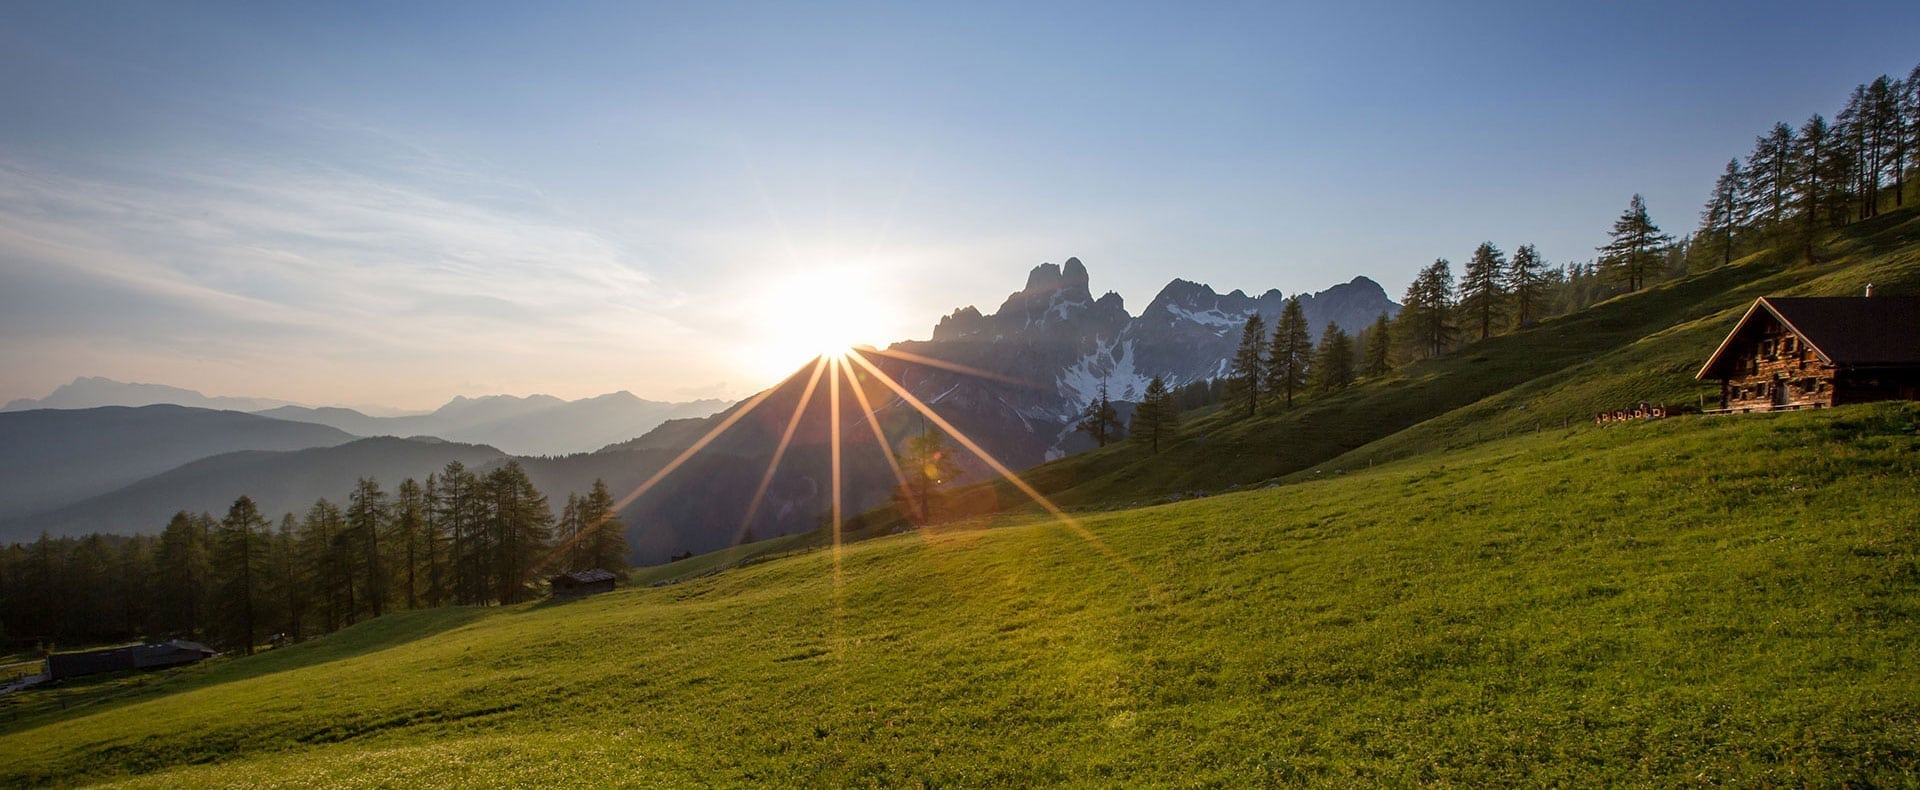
[[1001, 207, 1920, 510], [3, 404, 1916, 785], [0, 406, 355, 523]]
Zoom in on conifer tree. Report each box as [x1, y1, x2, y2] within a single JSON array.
[[299, 499, 349, 632], [1698, 159, 1746, 268], [1073, 382, 1122, 447], [557, 492, 586, 571], [422, 474, 449, 608], [387, 478, 427, 610], [1130, 375, 1177, 453], [580, 479, 629, 579], [1837, 85, 1871, 222], [1458, 242, 1509, 340], [212, 496, 268, 654], [1793, 114, 1841, 259], [1362, 312, 1393, 377], [346, 478, 389, 619], [1745, 122, 1797, 228], [1898, 66, 1918, 206], [1865, 76, 1899, 214], [1265, 297, 1312, 409], [1311, 322, 1355, 393], [1226, 314, 1266, 418], [1397, 258, 1455, 359], [483, 462, 551, 605], [267, 513, 303, 641], [153, 511, 211, 638], [432, 462, 487, 605], [1597, 194, 1672, 292], [1507, 244, 1547, 328]]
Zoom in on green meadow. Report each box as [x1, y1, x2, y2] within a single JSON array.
[[4, 403, 1917, 786]]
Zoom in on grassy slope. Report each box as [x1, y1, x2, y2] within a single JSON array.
[[3, 404, 1918, 786]]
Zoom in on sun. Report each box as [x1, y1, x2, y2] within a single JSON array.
[[744, 267, 898, 375]]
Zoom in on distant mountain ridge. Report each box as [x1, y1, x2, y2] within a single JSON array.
[[259, 391, 731, 456], [0, 436, 510, 542], [5, 377, 732, 457], [0, 405, 356, 523], [1, 377, 305, 413]]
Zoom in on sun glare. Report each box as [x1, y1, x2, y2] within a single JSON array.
[[745, 268, 898, 376]]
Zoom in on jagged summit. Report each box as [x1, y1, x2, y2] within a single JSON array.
[[908, 258, 1401, 462]]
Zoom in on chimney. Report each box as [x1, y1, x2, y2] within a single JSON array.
[[1865, 283, 1873, 297]]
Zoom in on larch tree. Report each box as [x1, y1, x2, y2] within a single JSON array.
[[212, 496, 269, 654], [346, 477, 389, 619], [1698, 158, 1746, 268], [1458, 241, 1509, 340], [267, 513, 304, 641], [484, 461, 552, 605], [387, 478, 427, 610], [153, 511, 211, 639], [1597, 194, 1672, 292], [1745, 122, 1797, 229], [1397, 258, 1455, 360], [299, 499, 349, 632], [1311, 322, 1355, 393], [1265, 297, 1313, 409], [580, 480, 629, 579], [1130, 375, 1177, 454], [1362, 312, 1393, 377], [1793, 114, 1842, 259], [421, 474, 449, 608], [1227, 313, 1266, 418], [1073, 382, 1122, 447], [432, 461, 487, 606], [1507, 244, 1547, 329]]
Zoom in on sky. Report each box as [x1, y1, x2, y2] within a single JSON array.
[[2, 1, 1917, 409]]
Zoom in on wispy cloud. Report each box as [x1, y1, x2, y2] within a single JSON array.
[[0, 150, 699, 406]]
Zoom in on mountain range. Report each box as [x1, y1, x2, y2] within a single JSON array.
[[0, 406, 357, 523], [0, 259, 1396, 562], [255, 391, 730, 457]]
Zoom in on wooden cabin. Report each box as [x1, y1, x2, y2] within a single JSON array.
[[549, 569, 618, 599], [1696, 296, 1920, 412], [46, 639, 217, 681]]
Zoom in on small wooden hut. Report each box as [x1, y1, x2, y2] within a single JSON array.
[[1696, 295, 1920, 412], [46, 639, 217, 681], [549, 569, 618, 599]]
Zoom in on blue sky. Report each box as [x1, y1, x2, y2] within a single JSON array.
[[2, 1, 1916, 408]]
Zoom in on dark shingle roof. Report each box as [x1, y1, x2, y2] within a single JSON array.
[[555, 569, 617, 584], [1697, 296, 1920, 379]]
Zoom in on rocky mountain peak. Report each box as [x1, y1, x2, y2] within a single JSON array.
[[1023, 262, 1064, 293]]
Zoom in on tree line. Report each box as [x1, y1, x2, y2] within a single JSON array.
[[0, 461, 629, 655], [1697, 62, 1919, 266]]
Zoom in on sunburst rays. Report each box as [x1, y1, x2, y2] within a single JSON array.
[[610, 343, 1153, 610]]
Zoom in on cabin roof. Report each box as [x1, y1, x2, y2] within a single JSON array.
[[553, 569, 617, 585], [1696, 296, 1920, 380]]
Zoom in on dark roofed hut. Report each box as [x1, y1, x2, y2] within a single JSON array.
[[1697, 296, 1920, 412], [46, 640, 217, 681], [549, 569, 618, 599]]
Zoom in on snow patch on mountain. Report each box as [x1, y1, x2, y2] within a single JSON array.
[[1056, 339, 1153, 410], [1162, 303, 1245, 329]]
